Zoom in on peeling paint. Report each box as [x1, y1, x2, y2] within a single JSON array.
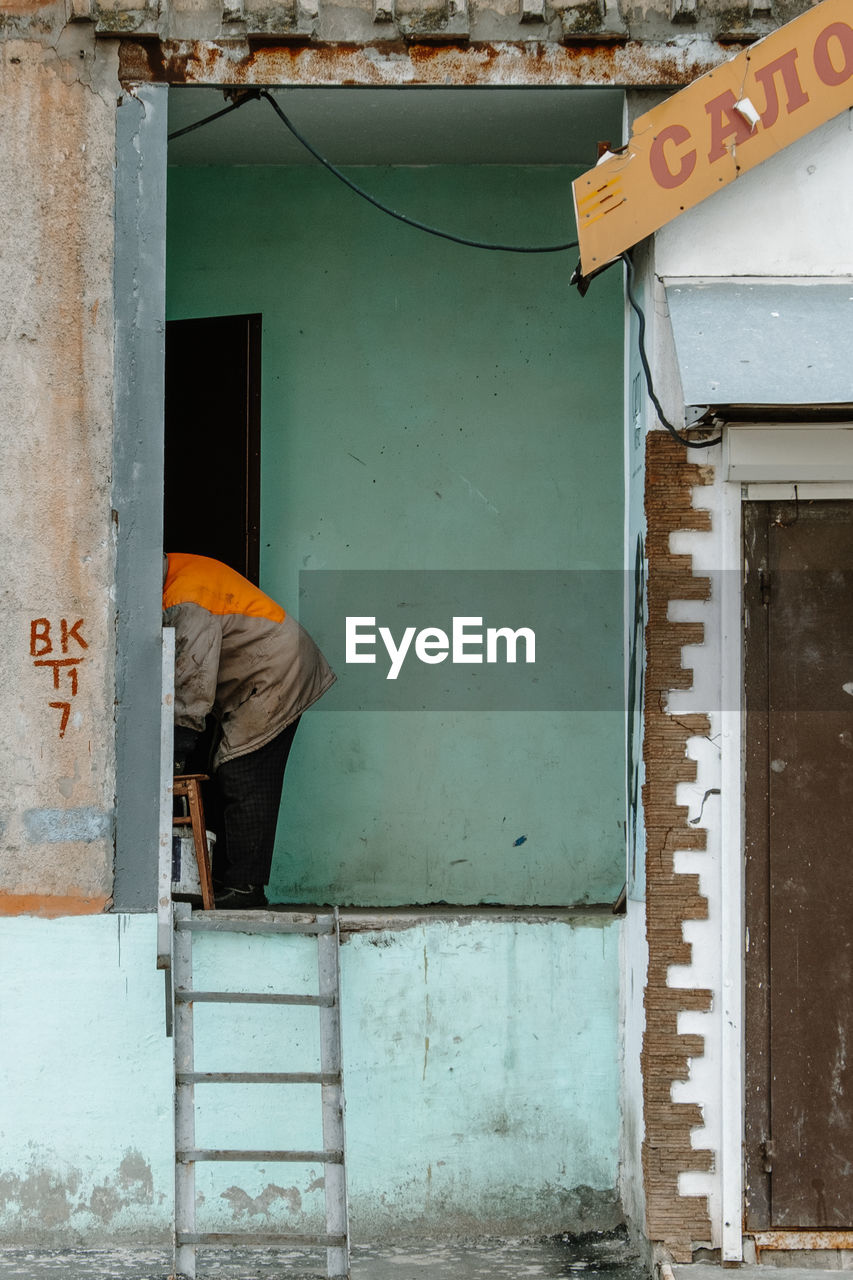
[[754, 1229, 853, 1252], [0, 892, 111, 917], [0, 1233, 645, 1276], [23, 807, 113, 843], [0, 1170, 75, 1228], [119, 34, 731, 88], [0, 0, 55, 13], [116, 1152, 154, 1202], [0, 1152, 154, 1236], [221, 1183, 303, 1217]]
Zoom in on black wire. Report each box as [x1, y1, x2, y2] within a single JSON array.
[[622, 252, 722, 451], [169, 89, 577, 252], [169, 89, 577, 251], [168, 95, 260, 141], [256, 91, 577, 254], [167, 94, 714, 448]]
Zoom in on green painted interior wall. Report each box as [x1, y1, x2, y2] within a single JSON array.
[[167, 163, 624, 906]]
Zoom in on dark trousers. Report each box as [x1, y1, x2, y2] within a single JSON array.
[[207, 718, 301, 888]]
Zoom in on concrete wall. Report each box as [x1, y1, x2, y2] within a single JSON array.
[[0, 913, 622, 1243], [0, 39, 118, 914], [166, 162, 626, 907], [65, 0, 819, 58]]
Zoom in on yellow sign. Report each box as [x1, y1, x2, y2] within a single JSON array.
[[573, 0, 853, 274]]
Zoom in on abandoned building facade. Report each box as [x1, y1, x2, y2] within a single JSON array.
[[2, 0, 853, 1266]]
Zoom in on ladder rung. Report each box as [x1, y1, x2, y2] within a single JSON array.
[[176, 1232, 347, 1247], [177, 913, 336, 936], [174, 990, 334, 1006], [177, 1148, 344, 1164], [177, 1071, 340, 1085]]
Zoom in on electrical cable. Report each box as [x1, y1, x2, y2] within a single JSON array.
[[622, 252, 722, 451], [168, 95, 260, 141], [168, 92, 720, 449], [169, 89, 578, 253], [260, 92, 579, 253]]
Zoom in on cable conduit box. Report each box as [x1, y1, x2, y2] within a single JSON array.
[[724, 423, 853, 482]]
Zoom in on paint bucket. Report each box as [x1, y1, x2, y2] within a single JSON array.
[[171, 828, 216, 898]]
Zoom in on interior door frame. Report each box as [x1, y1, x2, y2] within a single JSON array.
[[720, 441, 853, 1259]]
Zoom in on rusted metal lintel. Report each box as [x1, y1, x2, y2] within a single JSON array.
[[753, 1231, 853, 1253], [119, 35, 731, 88]]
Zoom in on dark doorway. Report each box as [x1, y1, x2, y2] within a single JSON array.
[[744, 499, 853, 1229], [164, 314, 262, 582]]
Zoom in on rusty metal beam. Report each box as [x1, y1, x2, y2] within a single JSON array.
[[119, 35, 733, 88], [754, 1231, 853, 1253]]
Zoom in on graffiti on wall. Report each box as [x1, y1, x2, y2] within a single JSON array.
[[30, 618, 88, 739]]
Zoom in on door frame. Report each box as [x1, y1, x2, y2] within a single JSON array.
[[719, 424, 853, 1260], [113, 84, 169, 910], [720, 472, 744, 1262]]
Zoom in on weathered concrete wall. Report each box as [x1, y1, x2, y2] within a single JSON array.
[[0, 36, 119, 914], [0, 913, 622, 1243], [0, 917, 173, 1239], [98, 0, 815, 61]]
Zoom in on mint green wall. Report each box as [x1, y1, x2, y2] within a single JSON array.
[[0, 915, 621, 1242], [167, 165, 624, 906]]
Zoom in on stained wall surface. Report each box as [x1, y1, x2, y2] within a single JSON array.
[[166, 162, 625, 907], [0, 40, 118, 914], [0, 913, 621, 1242]]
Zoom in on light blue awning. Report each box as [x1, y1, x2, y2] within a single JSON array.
[[664, 280, 853, 408]]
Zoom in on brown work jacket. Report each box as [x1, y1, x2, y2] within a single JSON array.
[[163, 552, 335, 766]]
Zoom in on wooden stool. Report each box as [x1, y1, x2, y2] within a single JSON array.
[[173, 774, 215, 911]]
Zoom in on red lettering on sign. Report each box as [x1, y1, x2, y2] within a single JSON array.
[[813, 21, 853, 86], [60, 619, 88, 653], [30, 618, 52, 657], [649, 124, 698, 189], [754, 48, 810, 128], [706, 88, 759, 163]]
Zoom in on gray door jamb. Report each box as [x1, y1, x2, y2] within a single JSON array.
[[113, 84, 169, 909]]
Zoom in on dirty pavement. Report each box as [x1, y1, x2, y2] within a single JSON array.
[[0, 1228, 648, 1279]]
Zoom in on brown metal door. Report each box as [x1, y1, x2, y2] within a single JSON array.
[[745, 499, 853, 1229]]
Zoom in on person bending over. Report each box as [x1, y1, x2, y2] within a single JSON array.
[[163, 552, 335, 909]]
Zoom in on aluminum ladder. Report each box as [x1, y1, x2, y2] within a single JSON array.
[[159, 631, 350, 1279], [170, 902, 350, 1280]]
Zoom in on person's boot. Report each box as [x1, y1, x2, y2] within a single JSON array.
[[213, 883, 268, 910]]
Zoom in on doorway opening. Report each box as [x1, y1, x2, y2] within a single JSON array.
[[164, 313, 262, 582], [164, 84, 628, 911]]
